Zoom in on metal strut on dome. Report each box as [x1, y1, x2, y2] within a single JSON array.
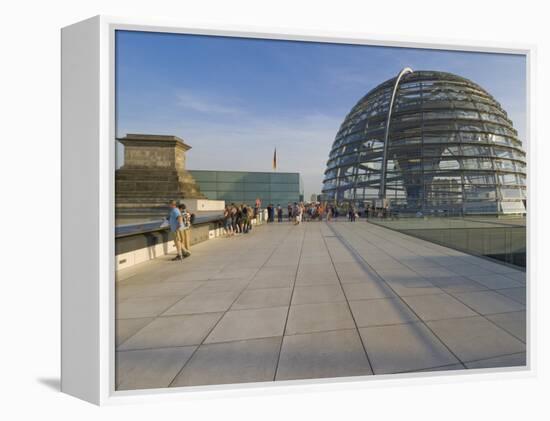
[[378, 67, 414, 200]]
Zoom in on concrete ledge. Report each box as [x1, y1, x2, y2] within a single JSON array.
[[116, 217, 264, 272]]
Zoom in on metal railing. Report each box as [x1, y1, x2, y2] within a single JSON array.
[[115, 214, 224, 238]]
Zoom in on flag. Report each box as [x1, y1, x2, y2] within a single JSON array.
[[272, 147, 277, 170]]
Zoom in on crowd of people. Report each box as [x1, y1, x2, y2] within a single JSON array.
[[167, 198, 377, 262], [261, 202, 380, 223], [222, 203, 258, 236], [263, 202, 339, 224]]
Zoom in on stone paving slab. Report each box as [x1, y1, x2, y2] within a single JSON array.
[[414, 363, 465, 373], [116, 296, 183, 319], [295, 267, 339, 286], [204, 306, 288, 344], [451, 290, 525, 315], [117, 280, 203, 300], [349, 298, 418, 327], [276, 329, 372, 380], [163, 269, 218, 282], [162, 290, 241, 316], [486, 311, 526, 342], [116, 346, 196, 390], [494, 287, 526, 305], [231, 287, 292, 310], [291, 285, 346, 305], [247, 277, 295, 290], [503, 272, 526, 283], [194, 279, 249, 294], [465, 352, 526, 369], [119, 313, 223, 350], [426, 316, 525, 362], [383, 278, 444, 297], [172, 337, 282, 387], [358, 322, 460, 374], [210, 267, 258, 281], [116, 317, 154, 346], [115, 221, 527, 390], [483, 264, 524, 275], [401, 293, 477, 322], [424, 276, 487, 293], [464, 274, 523, 290], [342, 281, 396, 300], [412, 266, 459, 279], [445, 264, 496, 277], [253, 267, 297, 281], [285, 302, 355, 335]]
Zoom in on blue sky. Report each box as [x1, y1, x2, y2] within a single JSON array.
[[116, 30, 526, 198]]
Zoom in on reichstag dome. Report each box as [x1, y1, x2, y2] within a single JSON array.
[[322, 69, 527, 214]]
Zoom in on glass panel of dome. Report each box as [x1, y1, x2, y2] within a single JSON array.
[[501, 201, 526, 213], [437, 160, 460, 170], [464, 186, 497, 200], [466, 174, 496, 184], [500, 187, 523, 198], [495, 159, 516, 170], [500, 173, 524, 184], [462, 158, 493, 169], [462, 145, 492, 156]]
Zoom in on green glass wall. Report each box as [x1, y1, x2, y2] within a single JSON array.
[[190, 170, 304, 206]]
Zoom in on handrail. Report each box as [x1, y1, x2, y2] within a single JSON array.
[[115, 214, 224, 238]]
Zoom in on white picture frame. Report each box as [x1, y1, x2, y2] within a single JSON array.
[[61, 15, 535, 405]]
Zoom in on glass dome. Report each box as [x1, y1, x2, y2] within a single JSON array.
[[322, 69, 526, 215]]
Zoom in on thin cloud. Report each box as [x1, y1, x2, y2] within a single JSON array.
[[176, 90, 245, 115]]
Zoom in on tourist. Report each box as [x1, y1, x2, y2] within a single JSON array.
[[294, 202, 303, 225], [178, 203, 192, 254], [230, 203, 238, 233], [254, 198, 261, 220], [247, 205, 254, 232], [236, 204, 243, 233], [242, 204, 249, 233], [277, 204, 283, 222], [223, 205, 233, 236], [349, 205, 356, 222], [168, 200, 189, 261]]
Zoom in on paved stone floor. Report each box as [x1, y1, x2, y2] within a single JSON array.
[[115, 221, 527, 390]]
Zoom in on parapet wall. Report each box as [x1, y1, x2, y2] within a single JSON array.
[[115, 211, 267, 275]]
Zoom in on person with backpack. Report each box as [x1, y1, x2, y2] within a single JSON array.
[[168, 200, 189, 261], [178, 203, 192, 256]]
